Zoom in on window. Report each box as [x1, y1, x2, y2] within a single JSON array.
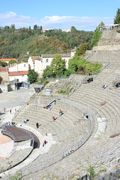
[[46, 59, 48, 63]]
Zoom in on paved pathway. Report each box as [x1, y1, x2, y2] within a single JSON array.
[[0, 88, 34, 112]]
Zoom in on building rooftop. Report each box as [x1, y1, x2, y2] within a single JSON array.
[[0, 67, 8, 72], [8, 71, 28, 76]]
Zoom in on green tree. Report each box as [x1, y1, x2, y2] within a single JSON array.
[[33, 24, 38, 30], [43, 66, 54, 78], [76, 43, 88, 56], [10, 24, 15, 32], [27, 69, 38, 84], [43, 54, 69, 79], [51, 54, 66, 77], [0, 61, 8, 67], [68, 56, 80, 73], [114, 8, 120, 24], [91, 22, 104, 47], [70, 26, 77, 33], [9, 60, 17, 65]]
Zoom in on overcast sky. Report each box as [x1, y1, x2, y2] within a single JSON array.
[[0, 0, 119, 30]]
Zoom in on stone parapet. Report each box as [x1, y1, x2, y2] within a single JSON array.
[[93, 45, 120, 51]]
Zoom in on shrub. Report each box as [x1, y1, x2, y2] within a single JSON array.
[[10, 171, 22, 180], [27, 69, 38, 84], [9, 60, 17, 65], [68, 55, 102, 75], [87, 165, 96, 179], [0, 61, 8, 67]]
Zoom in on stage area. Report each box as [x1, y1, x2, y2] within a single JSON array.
[[0, 133, 14, 159]]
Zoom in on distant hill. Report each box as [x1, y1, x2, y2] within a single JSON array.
[[0, 26, 93, 62]]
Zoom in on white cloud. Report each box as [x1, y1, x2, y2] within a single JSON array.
[[41, 15, 113, 30], [0, 12, 34, 27], [0, 12, 113, 30]]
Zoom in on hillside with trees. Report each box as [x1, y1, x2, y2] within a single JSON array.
[[0, 25, 93, 61]]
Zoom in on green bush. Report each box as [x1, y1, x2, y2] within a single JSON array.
[[68, 55, 102, 75], [27, 69, 38, 84], [87, 165, 96, 179], [0, 61, 8, 67], [10, 171, 22, 180]]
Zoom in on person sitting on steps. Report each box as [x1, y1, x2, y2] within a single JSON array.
[[52, 116, 57, 121], [59, 109, 64, 116]]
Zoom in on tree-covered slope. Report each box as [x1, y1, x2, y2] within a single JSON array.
[[0, 26, 93, 61]]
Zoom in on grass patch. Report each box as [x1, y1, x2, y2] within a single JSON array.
[[57, 86, 73, 95]]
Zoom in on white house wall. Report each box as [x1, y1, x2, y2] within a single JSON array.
[[34, 58, 52, 75], [9, 63, 29, 72], [28, 57, 34, 70], [9, 75, 28, 82]]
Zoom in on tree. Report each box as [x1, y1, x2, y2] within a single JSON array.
[[27, 69, 38, 84], [98, 21, 105, 30], [51, 54, 66, 77], [68, 55, 81, 73], [114, 8, 120, 24], [76, 43, 88, 56], [70, 26, 77, 33], [0, 61, 8, 67], [33, 24, 38, 30], [43, 66, 54, 79], [4, 26, 10, 31], [9, 60, 17, 65], [39, 26, 43, 33], [11, 24, 15, 32], [91, 22, 104, 47], [43, 54, 69, 79]]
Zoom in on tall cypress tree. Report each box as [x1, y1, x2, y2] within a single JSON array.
[[114, 8, 120, 24]]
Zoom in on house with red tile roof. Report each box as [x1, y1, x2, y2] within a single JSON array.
[[28, 50, 75, 77], [8, 63, 29, 82]]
